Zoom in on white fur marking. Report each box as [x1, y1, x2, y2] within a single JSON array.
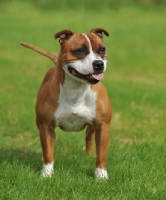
[[41, 161, 54, 178], [95, 168, 108, 179], [55, 75, 96, 132], [83, 34, 107, 73], [82, 34, 93, 52]]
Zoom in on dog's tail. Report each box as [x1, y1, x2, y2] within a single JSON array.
[[20, 42, 57, 64]]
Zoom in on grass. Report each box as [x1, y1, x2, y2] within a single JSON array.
[[0, 0, 166, 199]]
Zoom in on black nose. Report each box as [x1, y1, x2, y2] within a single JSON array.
[[92, 60, 104, 72]]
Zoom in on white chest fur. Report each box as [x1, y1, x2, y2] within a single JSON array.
[[55, 75, 96, 132]]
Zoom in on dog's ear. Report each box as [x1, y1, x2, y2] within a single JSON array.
[[90, 28, 109, 39], [54, 30, 74, 45]]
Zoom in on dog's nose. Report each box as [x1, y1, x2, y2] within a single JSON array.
[[92, 60, 104, 72]]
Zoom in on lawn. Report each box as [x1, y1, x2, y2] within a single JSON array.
[[0, 0, 166, 199]]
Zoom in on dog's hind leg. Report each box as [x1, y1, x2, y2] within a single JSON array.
[[86, 125, 95, 155], [39, 123, 55, 177]]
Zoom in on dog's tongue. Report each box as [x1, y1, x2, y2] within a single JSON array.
[[92, 73, 103, 80]]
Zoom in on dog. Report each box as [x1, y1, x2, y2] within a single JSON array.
[[35, 28, 112, 179]]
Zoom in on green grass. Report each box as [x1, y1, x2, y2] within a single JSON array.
[[0, 0, 166, 199]]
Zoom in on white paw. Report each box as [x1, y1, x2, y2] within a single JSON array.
[[94, 168, 108, 180], [41, 162, 54, 178]]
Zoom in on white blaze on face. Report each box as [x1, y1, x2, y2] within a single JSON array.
[[63, 34, 107, 77]]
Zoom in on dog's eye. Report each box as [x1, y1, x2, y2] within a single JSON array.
[[76, 48, 86, 54], [72, 46, 88, 56], [99, 47, 106, 54]]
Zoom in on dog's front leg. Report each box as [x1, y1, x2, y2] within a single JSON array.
[[94, 122, 110, 180], [39, 123, 55, 177], [86, 125, 95, 155]]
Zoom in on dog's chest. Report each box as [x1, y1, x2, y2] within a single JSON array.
[[55, 83, 96, 132]]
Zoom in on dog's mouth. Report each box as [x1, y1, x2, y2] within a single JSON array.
[[68, 66, 103, 84]]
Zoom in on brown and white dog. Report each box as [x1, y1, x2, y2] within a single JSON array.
[[35, 28, 112, 179]]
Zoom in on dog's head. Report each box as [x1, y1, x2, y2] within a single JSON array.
[[54, 28, 109, 84]]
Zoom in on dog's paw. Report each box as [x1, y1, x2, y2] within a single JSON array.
[[41, 162, 54, 178], [94, 168, 108, 180]]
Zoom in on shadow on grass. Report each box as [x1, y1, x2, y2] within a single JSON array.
[[0, 147, 95, 178], [0, 148, 42, 173]]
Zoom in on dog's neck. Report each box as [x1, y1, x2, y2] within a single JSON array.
[[60, 73, 92, 105]]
